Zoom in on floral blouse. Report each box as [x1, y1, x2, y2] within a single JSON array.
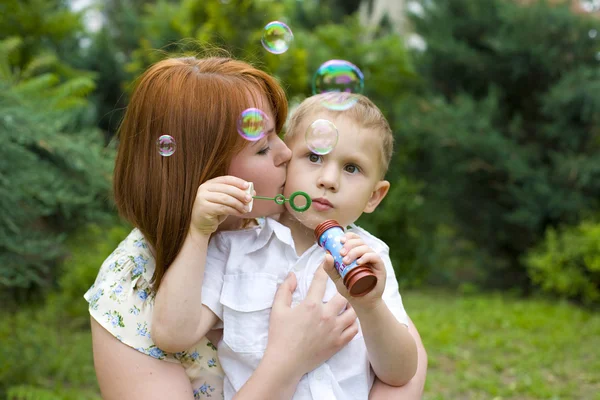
[[84, 228, 224, 399]]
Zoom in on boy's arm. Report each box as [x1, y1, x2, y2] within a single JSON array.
[[355, 299, 418, 386], [368, 316, 427, 399], [151, 231, 224, 353], [324, 235, 418, 387]]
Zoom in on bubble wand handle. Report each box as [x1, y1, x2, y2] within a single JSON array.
[[252, 191, 312, 212]]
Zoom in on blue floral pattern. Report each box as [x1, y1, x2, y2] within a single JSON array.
[[84, 228, 224, 398]]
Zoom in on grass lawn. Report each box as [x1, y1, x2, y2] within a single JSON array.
[[405, 290, 600, 400], [2, 290, 598, 399]]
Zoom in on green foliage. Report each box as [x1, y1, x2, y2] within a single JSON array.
[[396, 0, 600, 288], [0, 221, 129, 398], [7, 385, 100, 400], [0, 0, 89, 82], [0, 37, 114, 300], [525, 219, 600, 306], [51, 221, 131, 321], [0, 302, 100, 398]]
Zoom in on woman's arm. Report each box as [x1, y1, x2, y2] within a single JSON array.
[[369, 316, 428, 400], [152, 176, 251, 352], [91, 318, 197, 400]]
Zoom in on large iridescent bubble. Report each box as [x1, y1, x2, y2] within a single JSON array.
[[237, 108, 269, 141], [261, 21, 294, 54], [312, 60, 364, 110], [305, 119, 338, 155]]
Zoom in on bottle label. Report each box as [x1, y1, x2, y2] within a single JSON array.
[[318, 226, 357, 280]]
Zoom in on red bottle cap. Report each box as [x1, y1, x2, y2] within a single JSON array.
[[343, 265, 377, 297], [314, 219, 342, 241]]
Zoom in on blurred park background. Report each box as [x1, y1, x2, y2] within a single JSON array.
[[1, 0, 600, 398]]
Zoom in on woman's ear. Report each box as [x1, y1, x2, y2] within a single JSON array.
[[363, 180, 390, 214]]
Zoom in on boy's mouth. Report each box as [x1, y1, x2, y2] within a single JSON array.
[[312, 197, 333, 211]]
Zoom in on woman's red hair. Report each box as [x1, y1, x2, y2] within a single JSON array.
[[113, 56, 288, 289]]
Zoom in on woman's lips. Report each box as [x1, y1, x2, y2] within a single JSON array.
[[312, 198, 333, 211]]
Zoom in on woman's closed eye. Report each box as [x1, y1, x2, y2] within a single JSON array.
[[257, 146, 271, 155]]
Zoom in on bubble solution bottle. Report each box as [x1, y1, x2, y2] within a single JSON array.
[[314, 220, 377, 297]]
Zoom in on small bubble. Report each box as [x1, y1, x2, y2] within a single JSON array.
[[156, 135, 176, 157], [261, 21, 294, 54], [305, 119, 338, 155], [238, 108, 269, 141]]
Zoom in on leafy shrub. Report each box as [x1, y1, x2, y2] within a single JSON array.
[[525, 220, 600, 306], [0, 221, 129, 398], [0, 37, 114, 300]]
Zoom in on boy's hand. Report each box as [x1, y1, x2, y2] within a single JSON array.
[[190, 176, 254, 236], [322, 232, 387, 312]]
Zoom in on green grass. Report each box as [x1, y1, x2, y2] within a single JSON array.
[[405, 290, 600, 400], [1, 289, 598, 399]]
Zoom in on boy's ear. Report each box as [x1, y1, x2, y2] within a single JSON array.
[[363, 180, 390, 214]]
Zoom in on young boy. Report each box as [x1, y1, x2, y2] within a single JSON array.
[[162, 93, 418, 399]]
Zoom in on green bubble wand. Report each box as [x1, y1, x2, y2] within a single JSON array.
[[252, 191, 312, 212]]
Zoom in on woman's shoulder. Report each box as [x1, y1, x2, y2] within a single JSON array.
[[84, 228, 156, 305]]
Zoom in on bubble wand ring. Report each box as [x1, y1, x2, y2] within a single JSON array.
[[253, 191, 312, 212]]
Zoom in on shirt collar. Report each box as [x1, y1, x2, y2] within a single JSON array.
[[246, 217, 296, 254]]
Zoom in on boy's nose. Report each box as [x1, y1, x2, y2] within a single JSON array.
[[317, 168, 339, 192]]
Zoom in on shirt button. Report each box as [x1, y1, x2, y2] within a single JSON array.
[[315, 371, 323, 381]]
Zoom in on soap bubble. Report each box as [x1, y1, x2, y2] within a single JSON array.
[[312, 60, 364, 110], [156, 135, 176, 157], [261, 21, 294, 54], [237, 108, 269, 141], [305, 119, 338, 155]]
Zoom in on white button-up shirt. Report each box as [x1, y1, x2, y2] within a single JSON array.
[[202, 218, 409, 400]]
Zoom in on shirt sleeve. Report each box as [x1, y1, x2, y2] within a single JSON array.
[[378, 247, 410, 327], [202, 233, 230, 324], [83, 244, 170, 359]]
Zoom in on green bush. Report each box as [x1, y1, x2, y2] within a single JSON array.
[[0, 37, 114, 301], [395, 0, 600, 288], [525, 220, 600, 306], [0, 221, 130, 398]]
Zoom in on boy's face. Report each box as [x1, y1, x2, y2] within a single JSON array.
[[283, 114, 390, 229]]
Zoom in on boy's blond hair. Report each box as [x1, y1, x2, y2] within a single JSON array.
[[284, 93, 394, 178]]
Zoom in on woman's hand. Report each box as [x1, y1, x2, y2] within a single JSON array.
[[266, 265, 359, 377], [235, 265, 359, 400], [190, 176, 254, 236]]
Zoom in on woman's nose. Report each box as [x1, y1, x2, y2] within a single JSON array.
[[274, 140, 292, 167]]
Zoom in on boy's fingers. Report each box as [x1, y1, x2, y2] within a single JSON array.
[[357, 253, 385, 271], [340, 238, 363, 250], [342, 245, 371, 264], [273, 272, 297, 310]]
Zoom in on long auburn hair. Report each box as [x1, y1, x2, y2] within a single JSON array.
[[113, 56, 288, 290]]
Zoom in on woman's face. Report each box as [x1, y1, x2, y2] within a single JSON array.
[[227, 101, 292, 219]]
